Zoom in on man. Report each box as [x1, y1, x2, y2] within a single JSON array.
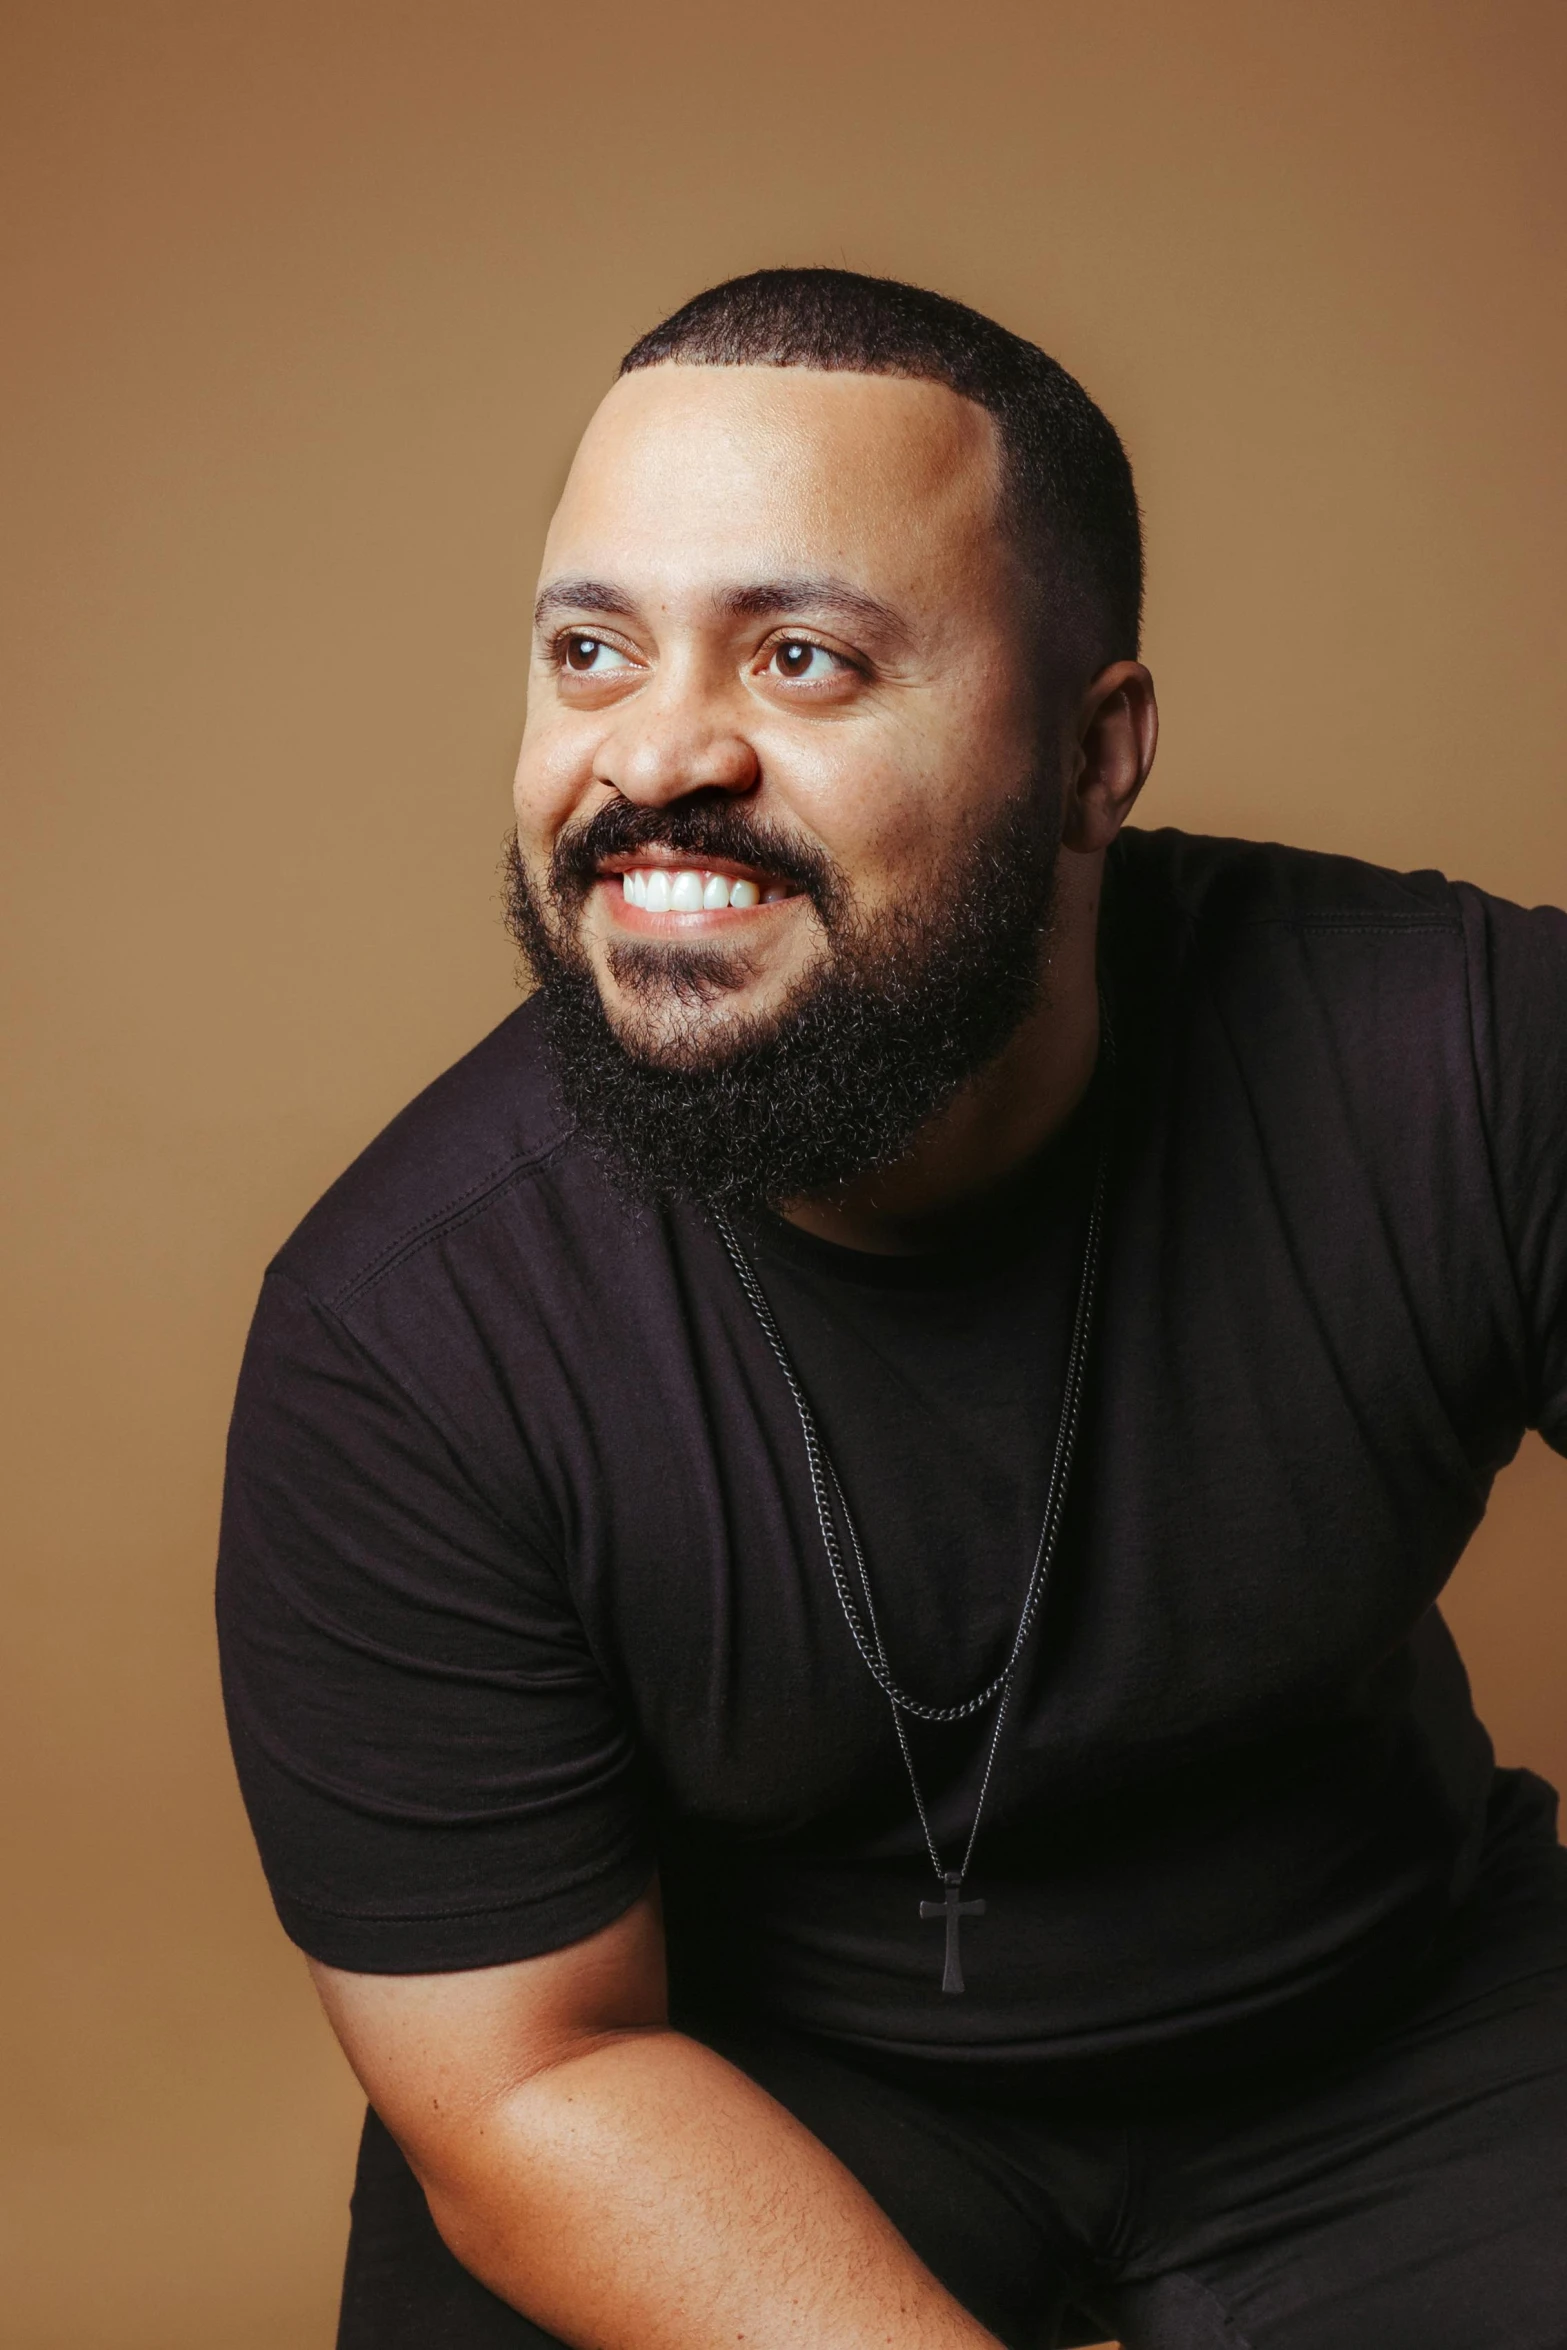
[[217, 270, 1567, 2349]]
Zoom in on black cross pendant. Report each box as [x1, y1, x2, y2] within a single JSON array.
[[920, 1871, 986, 1995]]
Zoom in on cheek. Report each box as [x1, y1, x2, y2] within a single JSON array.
[[757, 721, 982, 896], [512, 713, 596, 848]]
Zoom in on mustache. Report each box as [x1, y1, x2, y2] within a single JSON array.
[[548, 794, 842, 915]]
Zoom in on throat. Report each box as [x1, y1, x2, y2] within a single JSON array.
[[781, 969, 1102, 1256]]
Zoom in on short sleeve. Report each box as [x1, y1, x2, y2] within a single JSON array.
[[216, 1269, 652, 1972], [1460, 886, 1567, 1452]]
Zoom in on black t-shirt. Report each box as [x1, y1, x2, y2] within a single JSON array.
[[216, 830, 1567, 2094]]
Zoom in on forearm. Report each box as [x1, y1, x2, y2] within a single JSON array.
[[413, 2025, 1000, 2350]]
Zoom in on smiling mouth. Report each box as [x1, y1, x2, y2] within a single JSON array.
[[603, 861, 800, 914]]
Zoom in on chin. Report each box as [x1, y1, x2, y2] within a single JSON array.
[[600, 987, 772, 1073], [597, 947, 801, 1056]]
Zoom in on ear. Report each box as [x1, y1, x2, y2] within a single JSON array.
[[1061, 661, 1158, 854]]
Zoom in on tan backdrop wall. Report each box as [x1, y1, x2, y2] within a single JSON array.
[[3, 5, 1564, 2344]]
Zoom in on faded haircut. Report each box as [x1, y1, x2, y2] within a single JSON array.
[[620, 266, 1143, 665]]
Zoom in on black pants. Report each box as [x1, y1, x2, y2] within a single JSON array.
[[339, 1772, 1567, 2350]]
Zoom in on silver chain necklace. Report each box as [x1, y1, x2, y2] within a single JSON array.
[[709, 1032, 1111, 1996]]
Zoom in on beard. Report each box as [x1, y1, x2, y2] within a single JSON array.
[[503, 785, 1061, 1212]]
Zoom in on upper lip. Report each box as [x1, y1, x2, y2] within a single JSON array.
[[595, 849, 795, 888]]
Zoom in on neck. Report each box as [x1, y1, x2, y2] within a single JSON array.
[[780, 849, 1105, 1255]]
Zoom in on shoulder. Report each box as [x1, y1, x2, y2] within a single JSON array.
[[1108, 825, 1567, 1015], [1107, 830, 1567, 1217], [1102, 828, 1566, 1154], [1105, 828, 1489, 1067], [269, 996, 584, 1311], [1108, 825, 1463, 942]]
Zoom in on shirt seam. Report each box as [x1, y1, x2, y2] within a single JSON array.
[[1453, 896, 1536, 1411], [328, 1130, 577, 1309], [276, 1865, 651, 1926], [259, 1265, 571, 1564], [1232, 913, 1461, 933]]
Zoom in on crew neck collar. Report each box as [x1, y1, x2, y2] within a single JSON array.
[[733, 1056, 1105, 1292]]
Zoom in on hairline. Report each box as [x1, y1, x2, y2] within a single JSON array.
[[612, 353, 1076, 649]]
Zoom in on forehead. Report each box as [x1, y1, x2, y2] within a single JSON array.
[[543, 364, 1010, 604]]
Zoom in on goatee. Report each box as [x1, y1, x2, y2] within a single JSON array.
[[503, 789, 1060, 1211]]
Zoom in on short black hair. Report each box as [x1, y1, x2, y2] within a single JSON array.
[[619, 267, 1142, 663]]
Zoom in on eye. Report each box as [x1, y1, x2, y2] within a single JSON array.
[[767, 638, 846, 683], [560, 634, 634, 674]]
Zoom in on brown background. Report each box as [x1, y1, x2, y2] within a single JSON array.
[[3, 4, 1564, 2345]]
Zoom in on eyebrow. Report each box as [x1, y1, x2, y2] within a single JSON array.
[[716, 577, 909, 645], [532, 573, 910, 646], [533, 578, 638, 630]]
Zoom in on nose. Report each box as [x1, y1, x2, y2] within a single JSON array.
[[595, 675, 760, 806]]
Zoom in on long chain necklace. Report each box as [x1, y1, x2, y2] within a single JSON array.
[[710, 1032, 1112, 1996]]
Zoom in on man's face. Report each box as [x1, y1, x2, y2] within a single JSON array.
[[509, 363, 1074, 1206], [513, 365, 1055, 1048]]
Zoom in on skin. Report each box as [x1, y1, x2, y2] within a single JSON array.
[[512, 363, 1157, 1248], [312, 363, 1158, 2344]]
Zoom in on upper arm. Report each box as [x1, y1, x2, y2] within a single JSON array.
[[1461, 887, 1567, 1450], [310, 1885, 669, 2194], [216, 1269, 653, 1971]]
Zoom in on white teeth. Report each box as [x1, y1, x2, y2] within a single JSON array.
[[619, 866, 786, 911]]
